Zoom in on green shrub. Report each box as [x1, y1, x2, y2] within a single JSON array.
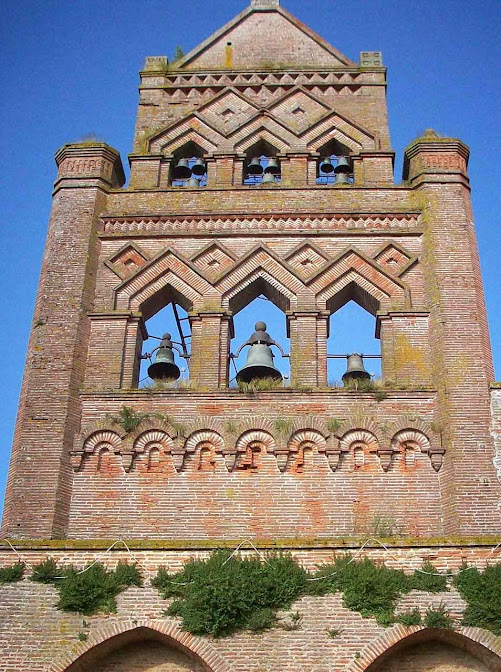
[[153, 551, 308, 637], [114, 560, 142, 588], [454, 563, 501, 635], [397, 609, 422, 626], [0, 563, 24, 584], [410, 562, 448, 592], [31, 557, 60, 584], [309, 556, 410, 625], [246, 608, 276, 631], [57, 562, 142, 615], [424, 604, 453, 629], [151, 553, 501, 637]]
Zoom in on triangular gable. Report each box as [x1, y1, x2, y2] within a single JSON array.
[[176, 4, 355, 71]]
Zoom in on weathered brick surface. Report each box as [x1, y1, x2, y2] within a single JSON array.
[[1, 1, 500, 668], [0, 546, 499, 671]]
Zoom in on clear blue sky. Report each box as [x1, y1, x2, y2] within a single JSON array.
[[1, 0, 500, 514]]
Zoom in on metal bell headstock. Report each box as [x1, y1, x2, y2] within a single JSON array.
[[172, 158, 192, 180], [247, 157, 264, 175], [342, 353, 370, 386], [235, 321, 283, 384], [147, 333, 181, 381]]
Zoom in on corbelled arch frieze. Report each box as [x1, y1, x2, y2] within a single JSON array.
[[71, 416, 443, 476]]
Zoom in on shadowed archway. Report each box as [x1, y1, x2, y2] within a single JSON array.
[[349, 627, 501, 672], [52, 622, 231, 672]]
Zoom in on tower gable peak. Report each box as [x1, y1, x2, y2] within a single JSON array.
[[251, 0, 280, 6], [175, 2, 355, 71]]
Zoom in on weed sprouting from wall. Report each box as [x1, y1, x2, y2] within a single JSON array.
[[424, 604, 454, 629], [30, 559, 142, 615], [107, 406, 150, 433], [0, 563, 24, 584]]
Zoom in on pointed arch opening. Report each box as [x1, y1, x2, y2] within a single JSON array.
[[229, 289, 290, 388], [363, 628, 501, 672], [326, 282, 381, 386], [243, 138, 281, 185], [139, 300, 191, 389], [170, 140, 208, 187], [62, 625, 220, 672], [316, 137, 353, 185]]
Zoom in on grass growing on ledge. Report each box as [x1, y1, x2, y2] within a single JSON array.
[[107, 406, 150, 433], [30, 559, 142, 615], [237, 377, 284, 393], [0, 563, 24, 584], [152, 551, 452, 636]]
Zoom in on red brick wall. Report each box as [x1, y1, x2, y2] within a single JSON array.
[[0, 545, 498, 672]]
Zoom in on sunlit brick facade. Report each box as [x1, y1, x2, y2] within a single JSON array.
[[1, 1, 500, 669]]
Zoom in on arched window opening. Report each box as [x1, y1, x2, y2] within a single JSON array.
[[316, 138, 353, 185], [327, 300, 381, 386], [170, 141, 207, 188], [243, 139, 281, 185], [230, 296, 289, 388], [139, 302, 191, 389]]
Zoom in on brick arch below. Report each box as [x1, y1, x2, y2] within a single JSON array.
[[347, 626, 501, 672], [51, 621, 231, 672]]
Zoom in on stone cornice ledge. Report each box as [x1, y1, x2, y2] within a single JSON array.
[[0, 536, 499, 551]]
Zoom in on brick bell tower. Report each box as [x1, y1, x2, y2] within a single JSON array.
[[1, 1, 500, 668], [2, 0, 500, 542]]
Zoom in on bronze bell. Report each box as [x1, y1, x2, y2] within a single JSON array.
[[172, 158, 192, 179], [247, 157, 264, 175], [334, 156, 351, 173], [147, 333, 181, 381], [264, 158, 280, 175], [236, 321, 283, 384], [319, 158, 335, 174], [187, 177, 201, 188], [262, 172, 276, 184], [335, 172, 350, 184], [342, 353, 370, 386], [191, 158, 207, 176]]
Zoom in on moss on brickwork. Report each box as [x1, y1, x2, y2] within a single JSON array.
[[1, 536, 499, 551]]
